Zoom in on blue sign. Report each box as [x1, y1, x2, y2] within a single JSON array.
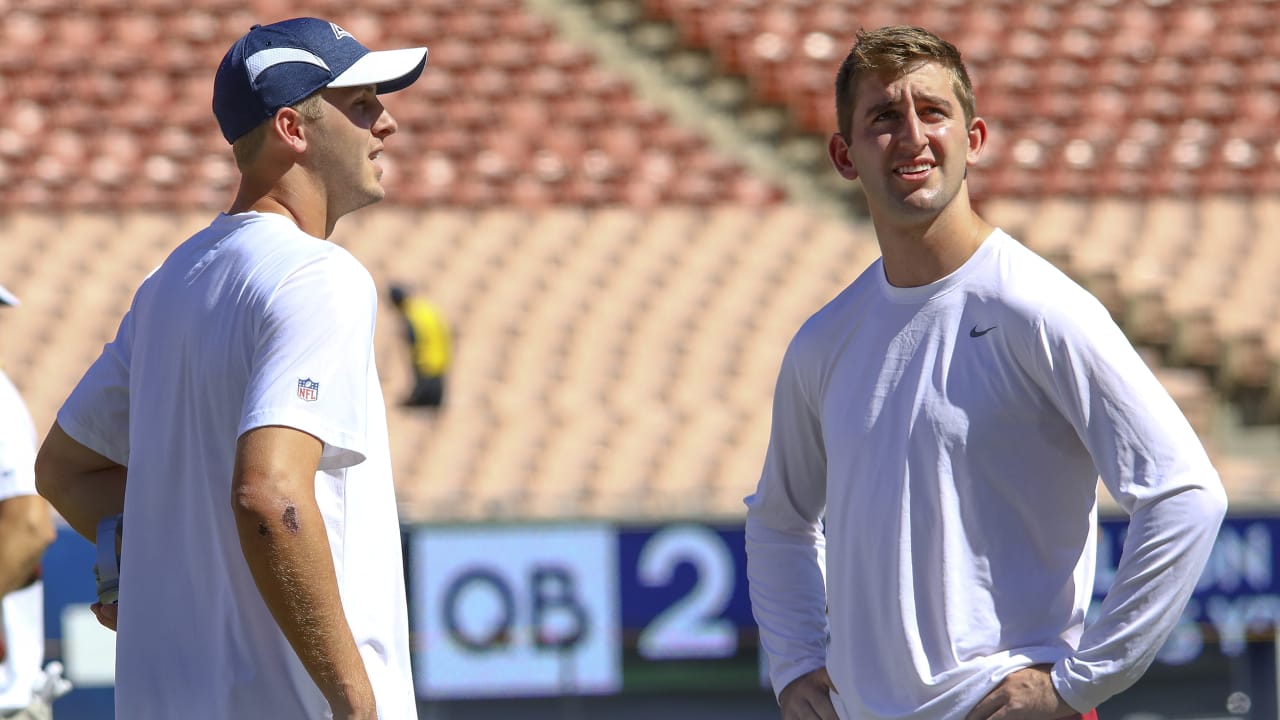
[[618, 524, 755, 641], [44, 514, 1280, 709], [42, 526, 114, 719], [616, 524, 759, 691]]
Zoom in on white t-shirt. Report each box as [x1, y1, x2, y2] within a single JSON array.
[[745, 230, 1228, 718], [58, 212, 415, 719], [0, 369, 42, 711]]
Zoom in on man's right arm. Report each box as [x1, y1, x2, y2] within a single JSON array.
[[231, 425, 375, 720], [35, 422, 126, 543], [744, 336, 832, 706]]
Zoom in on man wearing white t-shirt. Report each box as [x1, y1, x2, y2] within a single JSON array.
[[35, 18, 427, 720], [744, 26, 1228, 720], [0, 285, 56, 720]]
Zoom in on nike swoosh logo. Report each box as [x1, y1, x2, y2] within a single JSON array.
[[970, 325, 997, 337]]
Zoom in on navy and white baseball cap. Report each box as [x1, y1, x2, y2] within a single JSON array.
[[0, 284, 18, 307], [213, 17, 428, 144]]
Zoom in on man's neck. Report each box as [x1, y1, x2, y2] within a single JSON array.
[[230, 196, 324, 238], [228, 167, 333, 239], [873, 201, 993, 289]]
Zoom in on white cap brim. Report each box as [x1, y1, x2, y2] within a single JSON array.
[[0, 284, 18, 307], [329, 47, 428, 93]]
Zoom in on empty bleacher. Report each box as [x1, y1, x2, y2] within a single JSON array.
[[0, 207, 1261, 520], [625, 0, 1280, 200], [0, 0, 783, 212]]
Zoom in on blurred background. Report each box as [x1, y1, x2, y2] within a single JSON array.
[[2, 0, 1280, 717]]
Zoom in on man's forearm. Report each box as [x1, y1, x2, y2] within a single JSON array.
[[0, 496, 54, 596], [0, 527, 49, 594], [1055, 482, 1227, 711], [36, 465, 125, 543], [35, 423, 127, 543], [745, 511, 830, 698], [0, 547, 43, 597], [233, 489, 373, 714]]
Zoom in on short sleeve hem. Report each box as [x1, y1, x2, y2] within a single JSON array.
[[239, 408, 367, 471], [56, 407, 130, 467]]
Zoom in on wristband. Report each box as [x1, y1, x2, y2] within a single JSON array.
[[94, 514, 124, 605]]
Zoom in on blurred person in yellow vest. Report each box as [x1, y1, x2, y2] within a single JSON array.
[[389, 285, 451, 409]]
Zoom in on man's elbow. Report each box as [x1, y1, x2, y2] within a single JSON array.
[[34, 440, 67, 507], [0, 495, 56, 569], [1162, 472, 1230, 535], [1201, 476, 1229, 525], [20, 508, 56, 566], [231, 470, 301, 530], [34, 423, 114, 508], [231, 479, 273, 523]]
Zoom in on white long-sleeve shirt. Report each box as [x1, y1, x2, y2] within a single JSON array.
[[745, 229, 1227, 718]]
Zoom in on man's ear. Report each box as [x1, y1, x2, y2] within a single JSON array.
[[270, 107, 308, 154], [828, 132, 858, 181], [966, 115, 988, 166]]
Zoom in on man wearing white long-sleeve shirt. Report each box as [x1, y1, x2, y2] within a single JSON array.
[[744, 26, 1228, 720]]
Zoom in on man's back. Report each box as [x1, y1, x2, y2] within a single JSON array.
[[57, 211, 413, 718]]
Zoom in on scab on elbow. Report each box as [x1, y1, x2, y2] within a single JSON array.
[[232, 487, 302, 538], [281, 505, 299, 535]]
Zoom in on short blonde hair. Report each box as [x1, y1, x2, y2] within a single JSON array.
[[834, 26, 975, 141], [231, 92, 327, 170]]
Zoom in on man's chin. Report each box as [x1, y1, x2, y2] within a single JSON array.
[[341, 189, 386, 219], [361, 185, 388, 206], [889, 196, 942, 218], [894, 187, 953, 214]]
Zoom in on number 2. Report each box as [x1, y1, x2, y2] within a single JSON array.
[[636, 524, 736, 660]]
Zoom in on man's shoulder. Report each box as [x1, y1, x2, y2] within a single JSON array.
[[989, 231, 1101, 310], [224, 218, 371, 290], [238, 216, 347, 262], [791, 257, 874, 332], [979, 231, 1115, 346]]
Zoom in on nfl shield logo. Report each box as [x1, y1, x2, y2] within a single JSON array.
[[297, 378, 320, 402]]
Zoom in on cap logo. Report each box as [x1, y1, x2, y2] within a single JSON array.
[[245, 48, 331, 86], [330, 22, 353, 41]]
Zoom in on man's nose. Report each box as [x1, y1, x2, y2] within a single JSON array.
[[373, 109, 398, 138], [901, 112, 927, 148]]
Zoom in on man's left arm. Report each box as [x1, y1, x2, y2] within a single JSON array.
[[1056, 471, 1226, 711], [36, 422, 127, 543], [1031, 299, 1228, 712]]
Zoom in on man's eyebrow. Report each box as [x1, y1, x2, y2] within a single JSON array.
[[916, 93, 955, 109], [866, 93, 956, 118], [864, 99, 896, 118]]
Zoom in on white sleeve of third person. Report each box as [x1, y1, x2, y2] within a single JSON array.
[[744, 331, 830, 699], [1027, 295, 1228, 712]]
